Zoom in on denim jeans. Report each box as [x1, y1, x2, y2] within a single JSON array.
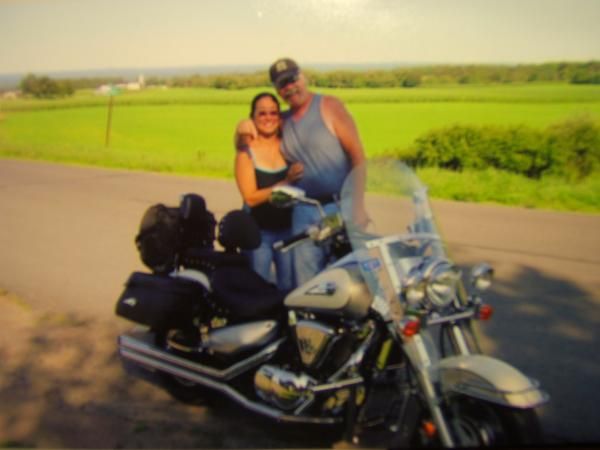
[[291, 202, 340, 286], [246, 227, 295, 290]]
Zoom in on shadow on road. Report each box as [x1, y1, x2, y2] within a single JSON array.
[[470, 263, 600, 445], [0, 307, 340, 449], [2, 259, 599, 447]]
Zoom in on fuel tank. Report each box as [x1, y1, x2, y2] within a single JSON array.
[[284, 265, 371, 319]]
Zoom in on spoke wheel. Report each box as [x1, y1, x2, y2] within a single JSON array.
[[448, 396, 542, 447]]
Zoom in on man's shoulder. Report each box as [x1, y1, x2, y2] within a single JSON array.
[[321, 94, 345, 110], [320, 94, 347, 120]]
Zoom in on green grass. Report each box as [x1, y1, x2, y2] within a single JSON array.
[[418, 167, 600, 213], [2, 83, 600, 112], [1, 84, 599, 212], [352, 102, 600, 153]]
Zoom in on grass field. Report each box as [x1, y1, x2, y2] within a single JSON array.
[[1, 84, 599, 212]]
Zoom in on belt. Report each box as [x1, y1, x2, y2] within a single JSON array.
[[314, 194, 336, 204]]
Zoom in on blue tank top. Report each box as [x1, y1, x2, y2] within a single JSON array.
[[281, 95, 351, 200]]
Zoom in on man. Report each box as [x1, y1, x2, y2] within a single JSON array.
[[236, 57, 368, 286]]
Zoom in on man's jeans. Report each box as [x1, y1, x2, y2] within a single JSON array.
[[247, 228, 295, 290], [291, 202, 340, 286]]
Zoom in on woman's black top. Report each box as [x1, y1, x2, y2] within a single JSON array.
[[246, 148, 292, 231]]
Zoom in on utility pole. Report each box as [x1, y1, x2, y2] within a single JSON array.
[[105, 85, 119, 147]]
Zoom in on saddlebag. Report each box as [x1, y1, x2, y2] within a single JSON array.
[[115, 272, 206, 329]]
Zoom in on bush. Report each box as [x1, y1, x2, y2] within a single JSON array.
[[546, 116, 600, 180], [402, 75, 421, 88], [399, 117, 600, 180]]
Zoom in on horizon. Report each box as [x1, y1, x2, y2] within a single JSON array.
[[1, 58, 597, 78], [0, 59, 597, 90]]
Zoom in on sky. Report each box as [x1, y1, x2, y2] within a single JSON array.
[[1, 0, 599, 75]]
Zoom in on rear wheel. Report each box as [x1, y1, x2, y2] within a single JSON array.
[[153, 327, 212, 405], [447, 396, 542, 447]]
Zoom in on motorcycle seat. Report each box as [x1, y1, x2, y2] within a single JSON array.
[[211, 265, 287, 320], [181, 247, 249, 273]]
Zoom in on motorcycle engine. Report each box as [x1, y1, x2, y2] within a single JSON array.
[[293, 319, 359, 375], [254, 320, 362, 411], [254, 365, 315, 410], [295, 320, 338, 368]]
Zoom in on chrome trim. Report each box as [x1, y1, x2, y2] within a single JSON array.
[[119, 332, 284, 381], [328, 322, 376, 382], [439, 354, 550, 409], [311, 377, 364, 393], [120, 346, 341, 424], [118, 330, 361, 425], [295, 320, 337, 367], [172, 268, 211, 291], [403, 333, 455, 447], [426, 309, 475, 326], [450, 324, 471, 356]]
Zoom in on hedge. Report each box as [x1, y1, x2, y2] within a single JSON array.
[[396, 116, 599, 180]]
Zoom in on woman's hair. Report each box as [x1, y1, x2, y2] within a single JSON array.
[[249, 92, 280, 118]]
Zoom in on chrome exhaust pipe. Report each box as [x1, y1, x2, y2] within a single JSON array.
[[119, 331, 284, 381], [118, 330, 344, 425]]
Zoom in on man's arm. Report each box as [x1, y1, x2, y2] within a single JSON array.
[[322, 96, 366, 168], [233, 119, 258, 150], [322, 96, 369, 228]]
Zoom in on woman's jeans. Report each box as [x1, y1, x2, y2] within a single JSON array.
[[291, 202, 340, 286], [247, 228, 295, 290]]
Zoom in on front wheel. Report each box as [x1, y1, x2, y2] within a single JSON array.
[[446, 395, 542, 447]]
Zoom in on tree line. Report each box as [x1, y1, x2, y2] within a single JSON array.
[[18, 61, 599, 97], [164, 61, 600, 89]]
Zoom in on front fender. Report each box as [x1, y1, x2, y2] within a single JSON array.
[[438, 354, 549, 409]]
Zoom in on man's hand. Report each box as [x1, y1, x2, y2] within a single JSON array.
[[234, 119, 257, 149], [285, 162, 304, 183], [353, 204, 371, 230]]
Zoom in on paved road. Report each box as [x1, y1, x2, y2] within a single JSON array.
[[1, 158, 599, 445]]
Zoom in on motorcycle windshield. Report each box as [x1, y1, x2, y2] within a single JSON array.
[[339, 159, 447, 322]]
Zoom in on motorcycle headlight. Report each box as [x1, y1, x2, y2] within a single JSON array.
[[471, 263, 494, 292], [424, 260, 461, 309], [402, 271, 426, 306]]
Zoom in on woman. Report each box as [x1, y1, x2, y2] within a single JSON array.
[[234, 92, 303, 290]]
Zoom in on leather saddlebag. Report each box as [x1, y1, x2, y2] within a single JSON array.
[[115, 272, 206, 329]]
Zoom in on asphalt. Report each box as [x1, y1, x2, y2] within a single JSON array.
[[0, 158, 599, 445]]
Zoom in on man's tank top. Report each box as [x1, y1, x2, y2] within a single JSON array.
[[246, 148, 291, 231], [281, 94, 351, 200]]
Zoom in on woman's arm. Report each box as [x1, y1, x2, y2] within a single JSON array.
[[235, 152, 304, 207]]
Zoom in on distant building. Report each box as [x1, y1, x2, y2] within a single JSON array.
[[2, 90, 20, 99], [96, 85, 112, 95], [96, 74, 146, 95], [124, 82, 141, 91]]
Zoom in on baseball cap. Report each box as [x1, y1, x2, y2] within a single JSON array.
[[269, 58, 300, 89]]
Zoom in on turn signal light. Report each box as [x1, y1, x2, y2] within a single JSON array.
[[401, 319, 421, 337], [477, 304, 494, 320], [422, 420, 437, 438]]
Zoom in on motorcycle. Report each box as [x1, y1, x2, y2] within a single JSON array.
[[115, 160, 549, 447]]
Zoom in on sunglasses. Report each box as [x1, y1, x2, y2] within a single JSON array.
[[275, 73, 300, 89], [256, 110, 279, 117]]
